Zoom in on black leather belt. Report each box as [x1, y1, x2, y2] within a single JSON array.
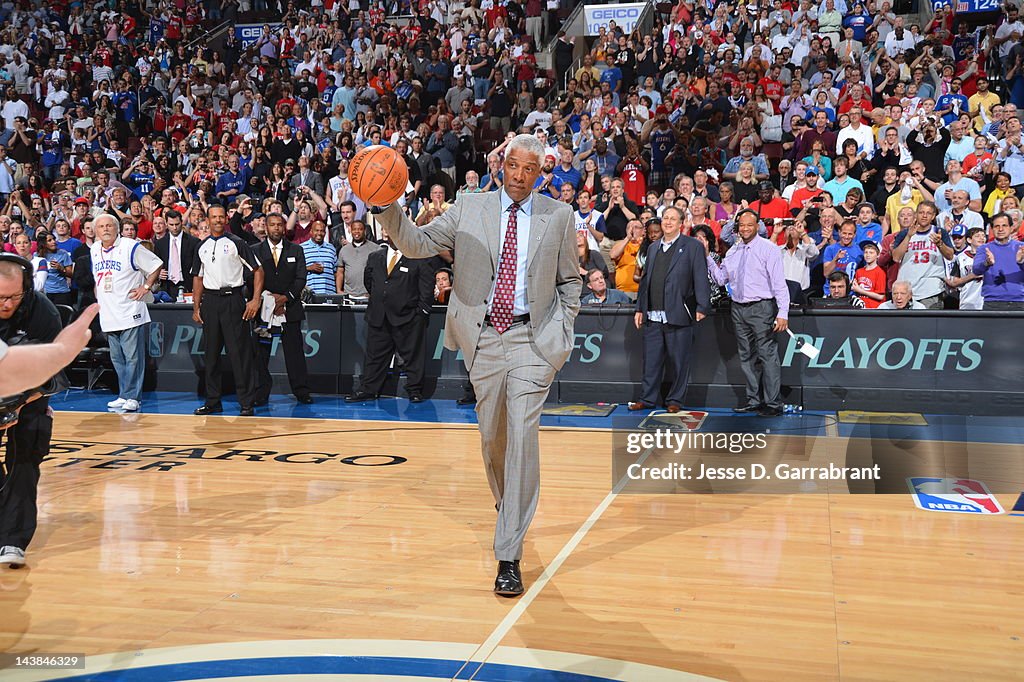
[[484, 313, 530, 328], [209, 286, 245, 296]]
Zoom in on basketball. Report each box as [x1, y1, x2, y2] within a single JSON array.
[[349, 145, 409, 207]]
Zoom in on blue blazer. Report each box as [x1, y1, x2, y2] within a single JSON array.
[[635, 235, 711, 326]]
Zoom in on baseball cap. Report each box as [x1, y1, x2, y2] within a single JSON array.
[[856, 202, 875, 212], [950, 224, 967, 237], [544, 153, 556, 163], [804, 167, 819, 176], [859, 240, 879, 251], [758, 180, 774, 191], [74, 197, 90, 205]]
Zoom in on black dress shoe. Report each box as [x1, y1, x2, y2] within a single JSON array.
[[408, 392, 424, 403], [758, 405, 784, 417], [732, 403, 763, 413], [296, 395, 314, 405], [194, 404, 223, 415], [239, 406, 255, 417], [456, 396, 476, 406], [494, 560, 524, 597], [345, 392, 377, 403]]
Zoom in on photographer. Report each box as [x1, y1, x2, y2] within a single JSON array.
[[0, 256, 64, 567]]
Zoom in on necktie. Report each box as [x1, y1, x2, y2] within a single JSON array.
[[386, 249, 399, 275], [169, 236, 181, 282], [272, 244, 280, 266], [491, 202, 520, 333]]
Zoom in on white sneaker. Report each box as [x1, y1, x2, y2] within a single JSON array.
[[122, 399, 140, 412], [0, 546, 25, 567], [107, 398, 126, 409]]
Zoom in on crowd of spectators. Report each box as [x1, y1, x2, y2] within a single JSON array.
[[1, 0, 1023, 315]]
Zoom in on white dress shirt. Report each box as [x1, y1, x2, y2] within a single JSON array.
[[646, 235, 680, 323], [489, 190, 533, 316]]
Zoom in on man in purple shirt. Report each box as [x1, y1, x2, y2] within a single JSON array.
[[972, 212, 1024, 310], [707, 209, 791, 417]]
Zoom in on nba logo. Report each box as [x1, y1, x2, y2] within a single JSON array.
[[907, 477, 1004, 514], [149, 322, 164, 358]]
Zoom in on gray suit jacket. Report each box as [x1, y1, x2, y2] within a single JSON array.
[[377, 191, 582, 371]]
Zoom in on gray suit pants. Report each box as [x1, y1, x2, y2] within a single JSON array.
[[731, 299, 782, 410], [470, 323, 556, 562]]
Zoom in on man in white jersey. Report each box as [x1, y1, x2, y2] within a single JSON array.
[[91, 214, 163, 412], [573, 189, 606, 251], [889, 201, 954, 309]]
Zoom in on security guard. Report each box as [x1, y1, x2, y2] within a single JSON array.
[[192, 204, 264, 416], [252, 212, 312, 406]]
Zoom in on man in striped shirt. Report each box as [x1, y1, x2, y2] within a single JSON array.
[[300, 220, 339, 295]]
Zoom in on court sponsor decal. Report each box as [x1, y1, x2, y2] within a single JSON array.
[[43, 442, 406, 473], [1008, 493, 1024, 517], [907, 477, 1004, 514], [838, 411, 927, 425], [639, 410, 709, 431]]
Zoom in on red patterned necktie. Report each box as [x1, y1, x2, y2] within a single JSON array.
[[491, 202, 520, 333]]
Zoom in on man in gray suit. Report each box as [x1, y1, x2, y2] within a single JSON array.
[[373, 134, 582, 596]]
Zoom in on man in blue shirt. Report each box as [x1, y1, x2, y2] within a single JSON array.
[[215, 154, 250, 205], [935, 78, 969, 126], [822, 220, 863, 295], [551, 148, 581, 190]]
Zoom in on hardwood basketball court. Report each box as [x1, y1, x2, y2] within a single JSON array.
[[2, 402, 1023, 681]]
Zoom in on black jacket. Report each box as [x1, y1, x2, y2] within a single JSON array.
[[636, 235, 712, 327], [154, 232, 201, 292], [254, 238, 307, 323], [363, 245, 434, 328]]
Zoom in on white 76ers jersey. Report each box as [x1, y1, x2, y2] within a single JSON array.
[[91, 237, 163, 332]]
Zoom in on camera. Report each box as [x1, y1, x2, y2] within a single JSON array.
[[0, 334, 69, 429]]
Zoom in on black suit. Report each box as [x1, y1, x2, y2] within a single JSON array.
[[154, 232, 200, 294], [357, 244, 435, 396], [635, 235, 711, 407], [253, 238, 311, 403]]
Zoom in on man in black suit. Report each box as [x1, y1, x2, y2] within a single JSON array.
[[347, 225, 434, 403], [631, 206, 711, 412], [252, 213, 312, 406], [154, 210, 199, 296]]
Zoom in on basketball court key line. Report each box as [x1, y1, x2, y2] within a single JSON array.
[[453, 444, 659, 681]]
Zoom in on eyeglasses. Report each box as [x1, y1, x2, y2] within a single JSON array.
[[0, 291, 24, 305]]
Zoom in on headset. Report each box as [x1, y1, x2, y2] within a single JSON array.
[[0, 252, 32, 294]]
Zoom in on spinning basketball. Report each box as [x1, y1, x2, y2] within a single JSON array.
[[349, 145, 408, 207]]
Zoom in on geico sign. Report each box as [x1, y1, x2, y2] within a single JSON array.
[[589, 8, 641, 18]]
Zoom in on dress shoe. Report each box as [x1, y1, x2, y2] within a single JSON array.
[[253, 398, 269, 407], [732, 403, 763, 413], [239, 406, 255, 417], [194, 404, 223, 416], [758, 405, 784, 417], [494, 560, 524, 597], [408, 392, 424, 403], [296, 395, 314, 405], [456, 396, 476, 406], [666, 404, 681, 413], [628, 401, 652, 411], [345, 392, 377, 403]]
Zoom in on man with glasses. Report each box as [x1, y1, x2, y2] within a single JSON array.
[[0, 255, 67, 567]]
